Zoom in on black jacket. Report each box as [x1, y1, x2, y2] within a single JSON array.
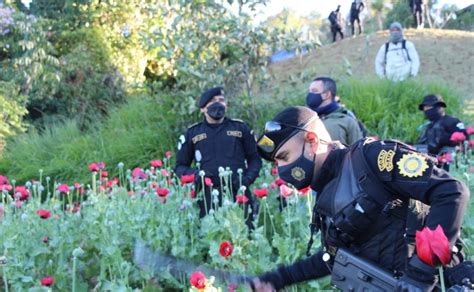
[[418, 114, 466, 155], [174, 118, 262, 186]]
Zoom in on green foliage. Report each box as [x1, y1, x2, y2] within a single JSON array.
[[0, 81, 28, 140], [384, 1, 413, 29], [445, 8, 474, 31]]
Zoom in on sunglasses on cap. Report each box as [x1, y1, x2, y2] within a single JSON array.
[[258, 116, 318, 159]]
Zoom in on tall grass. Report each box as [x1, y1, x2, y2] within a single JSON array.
[[0, 78, 468, 183]]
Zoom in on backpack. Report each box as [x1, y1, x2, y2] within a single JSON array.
[[384, 40, 411, 63], [328, 11, 337, 25]]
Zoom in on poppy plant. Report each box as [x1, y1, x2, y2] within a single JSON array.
[[189, 271, 206, 289], [466, 127, 474, 135], [165, 150, 173, 158], [219, 241, 233, 257], [274, 178, 286, 186], [416, 225, 451, 267], [253, 188, 268, 199], [37, 209, 51, 219], [0, 175, 8, 185], [450, 132, 466, 143], [271, 167, 278, 176], [150, 160, 163, 168], [14, 186, 30, 201], [156, 188, 170, 197], [132, 167, 148, 179], [57, 184, 70, 193], [204, 177, 213, 187], [41, 276, 54, 286], [279, 184, 293, 198], [236, 195, 249, 203], [181, 174, 195, 185]]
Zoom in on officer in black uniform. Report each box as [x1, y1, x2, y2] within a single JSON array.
[[350, 0, 365, 36], [418, 94, 466, 170], [174, 87, 262, 225], [250, 106, 469, 291]]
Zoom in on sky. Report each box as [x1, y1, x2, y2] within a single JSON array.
[[252, 0, 473, 22]]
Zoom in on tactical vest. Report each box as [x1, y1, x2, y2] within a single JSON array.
[[308, 141, 408, 254]]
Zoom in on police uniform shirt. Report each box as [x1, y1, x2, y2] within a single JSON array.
[[419, 114, 466, 154], [259, 138, 469, 290], [174, 118, 262, 185]]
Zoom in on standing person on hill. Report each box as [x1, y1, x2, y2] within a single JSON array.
[[306, 77, 363, 145], [417, 94, 467, 171], [410, 0, 425, 29], [328, 5, 344, 42], [249, 106, 470, 291], [174, 87, 262, 228], [375, 22, 420, 82], [350, 0, 365, 36]]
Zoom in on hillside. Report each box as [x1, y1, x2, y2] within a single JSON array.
[[269, 29, 474, 116]]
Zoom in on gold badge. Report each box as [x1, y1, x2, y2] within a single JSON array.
[[227, 130, 242, 137], [192, 133, 207, 144], [291, 167, 305, 181], [377, 149, 395, 172], [396, 153, 429, 178], [257, 135, 274, 149]]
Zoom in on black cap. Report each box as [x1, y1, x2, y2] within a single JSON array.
[[199, 87, 224, 108], [257, 106, 318, 161], [418, 94, 447, 111]]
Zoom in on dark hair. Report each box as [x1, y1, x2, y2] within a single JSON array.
[[313, 77, 337, 97]]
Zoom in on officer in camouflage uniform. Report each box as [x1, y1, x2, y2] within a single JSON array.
[[174, 87, 262, 226], [250, 106, 469, 291]]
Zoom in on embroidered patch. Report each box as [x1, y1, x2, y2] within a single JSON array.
[[377, 149, 395, 172], [227, 130, 242, 138], [257, 135, 274, 149], [396, 153, 428, 178], [192, 133, 207, 144], [291, 167, 305, 181], [363, 137, 377, 145]]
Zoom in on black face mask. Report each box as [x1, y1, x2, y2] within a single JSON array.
[[306, 92, 323, 110], [277, 142, 315, 190], [424, 107, 444, 121], [207, 102, 226, 120]]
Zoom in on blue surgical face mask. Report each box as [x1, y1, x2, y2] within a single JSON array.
[[306, 92, 323, 110], [277, 142, 315, 190]]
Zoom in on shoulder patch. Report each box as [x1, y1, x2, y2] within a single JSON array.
[[363, 137, 377, 145], [377, 149, 395, 172], [187, 122, 200, 129], [192, 133, 207, 144], [230, 118, 245, 124], [227, 130, 242, 138], [396, 153, 429, 178], [456, 122, 465, 130]]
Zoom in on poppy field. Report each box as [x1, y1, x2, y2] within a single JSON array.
[[1, 141, 474, 291]]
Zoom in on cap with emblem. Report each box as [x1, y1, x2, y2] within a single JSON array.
[[199, 87, 224, 108], [257, 106, 318, 161], [418, 94, 447, 111]]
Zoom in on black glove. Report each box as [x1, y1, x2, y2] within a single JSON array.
[[396, 256, 438, 292]]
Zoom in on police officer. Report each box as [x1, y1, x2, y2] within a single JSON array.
[[250, 106, 469, 291], [418, 94, 466, 157], [306, 77, 363, 145], [174, 87, 262, 224]]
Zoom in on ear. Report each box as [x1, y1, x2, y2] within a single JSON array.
[[305, 132, 319, 153]]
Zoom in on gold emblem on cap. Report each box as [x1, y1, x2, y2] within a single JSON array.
[[377, 149, 395, 172], [258, 135, 274, 148], [291, 167, 305, 181], [396, 153, 428, 178]]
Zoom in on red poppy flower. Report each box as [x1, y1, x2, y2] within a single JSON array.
[[437, 153, 453, 164], [468, 140, 474, 148], [132, 167, 148, 179], [190, 189, 196, 199], [298, 185, 311, 195], [204, 177, 213, 186], [161, 169, 171, 177], [181, 174, 195, 185], [0, 184, 12, 192], [74, 182, 81, 189], [57, 184, 70, 193], [228, 283, 238, 292], [416, 225, 451, 267], [89, 163, 99, 172], [37, 209, 51, 219], [165, 151, 173, 158], [279, 184, 293, 198], [42, 236, 49, 243], [101, 171, 108, 178], [14, 186, 30, 201], [0, 175, 9, 185], [41, 276, 54, 286], [156, 187, 170, 197], [150, 160, 163, 168], [253, 188, 268, 199], [236, 195, 249, 203], [274, 178, 286, 186], [106, 177, 119, 188], [271, 167, 278, 176], [270, 182, 277, 190], [219, 241, 233, 257], [190, 271, 206, 289], [466, 127, 474, 135], [450, 132, 466, 143]]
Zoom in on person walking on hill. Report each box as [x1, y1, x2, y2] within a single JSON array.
[[328, 5, 344, 42], [174, 87, 262, 228], [410, 0, 425, 29], [375, 22, 420, 81], [306, 77, 363, 145], [350, 0, 365, 36]]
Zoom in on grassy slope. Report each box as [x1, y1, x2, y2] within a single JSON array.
[[269, 29, 474, 116]]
